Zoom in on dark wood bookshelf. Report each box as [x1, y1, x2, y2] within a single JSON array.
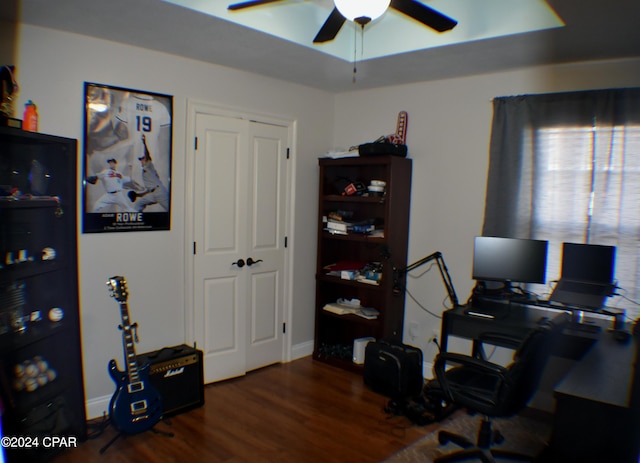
[[313, 156, 412, 371]]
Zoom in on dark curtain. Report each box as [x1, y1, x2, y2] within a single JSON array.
[[482, 88, 640, 314]]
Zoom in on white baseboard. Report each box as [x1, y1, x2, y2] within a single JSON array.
[[424, 361, 435, 381], [86, 394, 111, 421], [291, 340, 314, 361]]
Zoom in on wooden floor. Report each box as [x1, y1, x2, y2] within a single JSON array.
[[52, 357, 430, 463]]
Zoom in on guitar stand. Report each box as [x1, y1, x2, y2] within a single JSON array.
[[99, 431, 123, 455], [99, 421, 174, 455], [151, 424, 175, 438]]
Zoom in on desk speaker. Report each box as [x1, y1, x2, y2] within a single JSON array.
[[137, 344, 204, 417]]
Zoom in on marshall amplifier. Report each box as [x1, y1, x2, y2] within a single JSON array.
[[137, 344, 204, 417]]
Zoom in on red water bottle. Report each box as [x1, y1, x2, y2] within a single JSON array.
[[23, 100, 38, 132]]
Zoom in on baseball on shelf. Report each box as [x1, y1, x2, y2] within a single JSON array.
[[13, 363, 25, 378], [12, 377, 25, 391], [35, 356, 49, 373], [49, 307, 64, 322], [25, 361, 39, 378], [37, 374, 49, 387], [24, 377, 38, 392], [41, 247, 57, 260]]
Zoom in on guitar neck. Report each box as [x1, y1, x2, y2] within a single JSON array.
[[119, 301, 141, 384]]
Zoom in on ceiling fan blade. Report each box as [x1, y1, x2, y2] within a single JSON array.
[[228, 0, 286, 11], [313, 8, 346, 43], [390, 0, 457, 32]]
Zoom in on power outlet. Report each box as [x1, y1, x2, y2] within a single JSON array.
[[409, 321, 420, 339]]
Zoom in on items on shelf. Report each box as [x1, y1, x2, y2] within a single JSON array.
[[320, 148, 360, 159], [316, 342, 353, 361], [358, 140, 408, 158], [367, 179, 386, 197], [353, 337, 376, 364], [327, 210, 354, 221], [343, 181, 366, 196], [341, 178, 389, 197], [0, 65, 20, 127], [324, 210, 383, 237], [12, 355, 58, 393], [48, 307, 64, 322], [329, 175, 390, 198], [0, 281, 62, 335], [42, 246, 57, 260], [22, 100, 38, 132], [323, 261, 383, 285], [0, 282, 26, 334], [319, 111, 409, 160], [4, 249, 33, 266], [1, 156, 55, 199], [2, 246, 58, 269], [322, 298, 380, 320]]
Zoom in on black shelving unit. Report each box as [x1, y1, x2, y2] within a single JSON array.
[[0, 127, 86, 462]]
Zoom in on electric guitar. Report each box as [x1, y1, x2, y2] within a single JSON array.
[[107, 276, 163, 434]]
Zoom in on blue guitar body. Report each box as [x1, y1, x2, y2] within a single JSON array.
[[106, 276, 163, 434], [108, 358, 163, 434]]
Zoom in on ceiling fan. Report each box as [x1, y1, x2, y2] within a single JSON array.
[[228, 0, 458, 43]]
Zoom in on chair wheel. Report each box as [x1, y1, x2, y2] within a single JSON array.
[[438, 433, 450, 445]]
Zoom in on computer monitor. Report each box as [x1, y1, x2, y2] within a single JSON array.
[[561, 242, 616, 284], [472, 236, 549, 285]]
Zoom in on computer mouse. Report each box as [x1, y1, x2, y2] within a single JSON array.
[[613, 329, 631, 344]]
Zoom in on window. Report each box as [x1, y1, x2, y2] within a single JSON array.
[[483, 89, 640, 319]]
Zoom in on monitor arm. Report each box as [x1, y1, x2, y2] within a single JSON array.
[[393, 251, 460, 307]]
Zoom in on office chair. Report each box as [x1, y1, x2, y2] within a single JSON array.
[[426, 313, 569, 463]]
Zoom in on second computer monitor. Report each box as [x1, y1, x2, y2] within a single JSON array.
[[472, 236, 549, 285]]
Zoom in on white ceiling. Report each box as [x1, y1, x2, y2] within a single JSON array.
[[163, 0, 564, 61], [5, 0, 640, 93]]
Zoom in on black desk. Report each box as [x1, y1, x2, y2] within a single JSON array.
[[441, 299, 599, 359], [441, 299, 639, 462], [547, 329, 639, 462]]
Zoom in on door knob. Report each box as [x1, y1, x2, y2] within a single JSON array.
[[232, 259, 245, 268], [246, 258, 263, 266]]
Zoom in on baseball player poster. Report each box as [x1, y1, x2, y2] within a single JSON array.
[[82, 82, 173, 233]]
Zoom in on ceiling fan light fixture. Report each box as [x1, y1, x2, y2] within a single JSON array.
[[334, 0, 391, 23]]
